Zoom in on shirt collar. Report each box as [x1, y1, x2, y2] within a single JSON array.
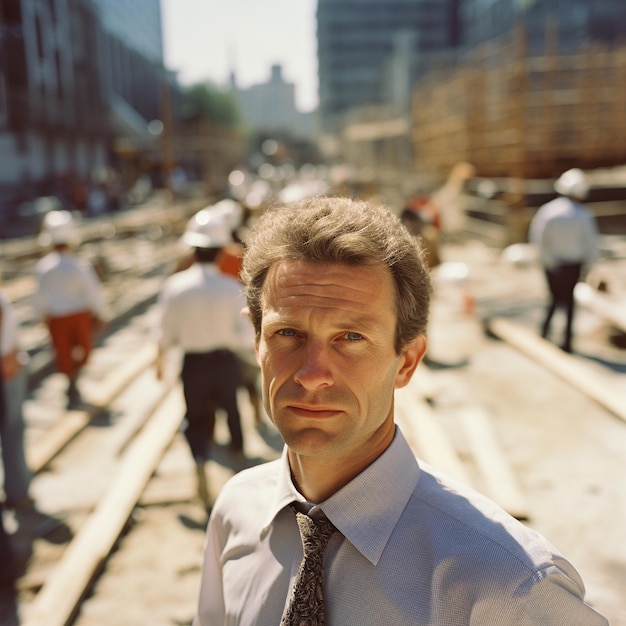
[[264, 426, 420, 565], [262, 446, 304, 530]]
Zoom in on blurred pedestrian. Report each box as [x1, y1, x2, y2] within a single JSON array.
[[193, 196, 607, 625], [33, 210, 107, 405], [155, 208, 254, 508], [529, 168, 599, 353], [170, 199, 264, 428], [0, 290, 31, 509]]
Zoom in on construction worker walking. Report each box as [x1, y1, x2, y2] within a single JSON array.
[[155, 208, 254, 508], [33, 211, 107, 406]]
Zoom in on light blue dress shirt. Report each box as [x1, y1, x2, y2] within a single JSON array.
[[194, 427, 608, 625]]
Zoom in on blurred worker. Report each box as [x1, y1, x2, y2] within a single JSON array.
[[0, 290, 31, 509], [33, 210, 107, 405], [155, 208, 253, 508], [171, 199, 264, 427], [529, 168, 599, 353]]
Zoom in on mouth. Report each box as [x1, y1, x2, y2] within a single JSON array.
[[287, 404, 342, 419]]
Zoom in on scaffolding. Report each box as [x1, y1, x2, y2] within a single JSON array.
[[412, 24, 626, 181]]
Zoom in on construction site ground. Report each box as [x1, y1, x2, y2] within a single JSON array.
[[3, 232, 626, 626]]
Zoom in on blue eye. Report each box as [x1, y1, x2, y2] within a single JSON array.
[[278, 328, 296, 337], [346, 332, 364, 341]]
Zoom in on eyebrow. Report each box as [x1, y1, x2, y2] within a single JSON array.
[[263, 310, 382, 335]]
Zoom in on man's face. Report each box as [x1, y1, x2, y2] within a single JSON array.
[[257, 259, 426, 466]]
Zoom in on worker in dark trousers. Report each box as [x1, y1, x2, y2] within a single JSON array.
[[529, 168, 599, 353], [156, 208, 254, 508]]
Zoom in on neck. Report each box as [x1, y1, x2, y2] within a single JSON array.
[[288, 420, 396, 503]]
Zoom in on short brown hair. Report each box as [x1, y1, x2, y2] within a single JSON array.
[[241, 196, 432, 353]]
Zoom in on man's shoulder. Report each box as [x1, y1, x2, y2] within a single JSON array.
[[536, 196, 571, 216], [413, 463, 556, 570], [220, 459, 281, 497], [211, 459, 282, 526], [161, 266, 200, 292], [36, 252, 58, 271]]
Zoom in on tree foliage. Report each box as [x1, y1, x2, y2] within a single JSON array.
[[180, 83, 241, 126]]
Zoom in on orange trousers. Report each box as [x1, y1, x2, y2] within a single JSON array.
[[46, 310, 94, 377]]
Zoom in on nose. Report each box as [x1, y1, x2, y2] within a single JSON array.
[[294, 340, 334, 390]]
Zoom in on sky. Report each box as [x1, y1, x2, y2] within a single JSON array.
[[160, 0, 318, 113]]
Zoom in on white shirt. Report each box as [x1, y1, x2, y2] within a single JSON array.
[[157, 263, 253, 354], [528, 196, 598, 270], [34, 251, 106, 318], [194, 427, 608, 626]]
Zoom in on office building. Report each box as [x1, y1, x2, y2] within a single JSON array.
[[316, 0, 461, 130], [460, 0, 626, 53], [0, 0, 167, 233]]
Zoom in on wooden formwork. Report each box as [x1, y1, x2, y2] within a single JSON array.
[[412, 27, 626, 181]]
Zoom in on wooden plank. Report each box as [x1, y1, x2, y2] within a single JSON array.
[[458, 407, 529, 520], [27, 410, 92, 474], [574, 282, 626, 334], [84, 343, 158, 408], [21, 385, 185, 626], [487, 317, 626, 423], [395, 385, 473, 487], [27, 343, 159, 473]]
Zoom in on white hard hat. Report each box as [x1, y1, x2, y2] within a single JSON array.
[[38, 210, 79, 246], [182, 209, 232, 248], [210, 199, 244, 231], [554, 168, 589, 199]]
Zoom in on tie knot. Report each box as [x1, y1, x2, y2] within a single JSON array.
[[293, 509, 337, 555]]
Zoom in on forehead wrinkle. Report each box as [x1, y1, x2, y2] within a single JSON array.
[[263, 260, 396, 321], [278, 295, 373, 321], [279, 281, 374, 308]]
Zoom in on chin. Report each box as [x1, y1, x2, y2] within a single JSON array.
[[283, 427, 339, 455]]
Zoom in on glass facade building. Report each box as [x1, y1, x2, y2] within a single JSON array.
[[317, 0, 461, 129]]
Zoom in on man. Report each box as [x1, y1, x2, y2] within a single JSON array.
[[156, 208, 253, 507], [0, 290, 31, 509], [529, 168, 599, 353], [33, 210, 106, 405], [193, 197, 607, 625]]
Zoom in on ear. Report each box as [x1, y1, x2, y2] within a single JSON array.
[[394, 335, 427, 389]]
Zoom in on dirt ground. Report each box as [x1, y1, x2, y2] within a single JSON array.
[[6, 236, 626, 625]]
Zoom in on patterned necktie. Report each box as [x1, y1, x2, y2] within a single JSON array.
[[280, 506, 338, 626]]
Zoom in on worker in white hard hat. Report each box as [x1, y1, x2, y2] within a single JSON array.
[[528, 168, 599, 353], [33, 210, 107, 405], [156, 208, 254, 508]]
